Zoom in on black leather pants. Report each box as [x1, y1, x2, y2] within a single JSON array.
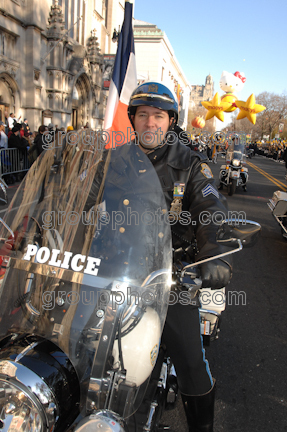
[[161, 301, 213, 396]]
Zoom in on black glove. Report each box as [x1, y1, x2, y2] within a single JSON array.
[[200, 258, 232, 289]]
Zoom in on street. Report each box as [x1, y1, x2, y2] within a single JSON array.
[[0, 154, 287, 432], [162, 154, 287, 431]]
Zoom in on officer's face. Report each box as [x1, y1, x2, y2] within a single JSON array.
[[132, 106, 172, 152]]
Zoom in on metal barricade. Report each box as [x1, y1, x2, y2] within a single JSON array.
[[0, 148, 31, 179]]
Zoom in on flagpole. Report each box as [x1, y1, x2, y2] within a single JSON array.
[[41, 16, 82, 65], [103, 0, 137, 146]]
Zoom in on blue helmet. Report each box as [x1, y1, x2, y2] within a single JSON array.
[[128, 81, 178, 123]]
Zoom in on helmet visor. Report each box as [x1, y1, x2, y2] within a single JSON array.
[[130, 93, 176, 113]]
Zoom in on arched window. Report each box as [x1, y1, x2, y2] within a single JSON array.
[[48, 94, 53, 110], [72, 86, 79, 100], [49, 71, 54, 88], [2, 34, 6, 57]]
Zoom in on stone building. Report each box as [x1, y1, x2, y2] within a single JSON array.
[[0, 0, 126, 132], [133, 20, 191, 130], [189, 74, 214, 109]]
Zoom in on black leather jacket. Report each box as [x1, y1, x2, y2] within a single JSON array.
[[85, 139, 231, 265], [147, 138, 231, 262]]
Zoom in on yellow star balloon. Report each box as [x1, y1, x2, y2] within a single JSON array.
[[236, 94, 266, 124], [201, 92, 232, 122]]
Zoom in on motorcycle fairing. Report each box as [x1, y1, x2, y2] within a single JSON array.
[[225, 135, 247, 166], [0, 141, 172, 427]]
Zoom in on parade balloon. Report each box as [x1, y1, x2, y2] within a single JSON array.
[[201, 92, 232, 122], [236, 94, 266, 125], [220, 93, 238, 112], [219, 71, 246, 94], [191, 116, 205, 129], [219, 71, 246, 112]]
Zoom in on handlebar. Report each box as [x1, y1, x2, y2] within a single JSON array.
[[181, 238, 242, 277]]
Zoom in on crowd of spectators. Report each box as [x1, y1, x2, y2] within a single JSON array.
[[255, 141, 287, 162], [0, 113, 78, 184]]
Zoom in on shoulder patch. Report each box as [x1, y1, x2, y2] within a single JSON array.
[[200, 163, 213, 179]]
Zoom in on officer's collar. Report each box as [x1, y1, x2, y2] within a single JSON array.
[[146, 144, 168, 164], [165, 139, 192, 171], [128, 139, 192, 171]]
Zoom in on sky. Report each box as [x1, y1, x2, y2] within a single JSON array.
[[133, 0, 287, 109]]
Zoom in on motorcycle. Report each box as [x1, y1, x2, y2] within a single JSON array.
[[268, 190, 287, 240], [246, 148, 254, 159], [0, 141, 261, 432], [219, 137, 249, 196]]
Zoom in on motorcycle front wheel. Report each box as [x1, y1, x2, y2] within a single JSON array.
[[228, 179, 237, 196]]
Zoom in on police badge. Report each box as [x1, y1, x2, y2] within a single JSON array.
[[148, 84, 158, 93]]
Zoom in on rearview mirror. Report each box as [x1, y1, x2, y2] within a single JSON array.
[[217, 220, 261, 248]]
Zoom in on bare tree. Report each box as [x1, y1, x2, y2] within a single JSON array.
[[221, 113, 253, 135], [222, 92, 287, 140], [256, 92, 287, 139]]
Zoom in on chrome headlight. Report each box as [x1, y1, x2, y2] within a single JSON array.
[[0, 361, 58, 431], [74, 410, 127, 432], [232, 159, 240, 167], [0, 338, 80, 432]]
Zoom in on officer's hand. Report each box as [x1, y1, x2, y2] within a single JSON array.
[[200, 258, 232, 289]]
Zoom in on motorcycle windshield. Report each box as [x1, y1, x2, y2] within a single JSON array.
[[226, 139, 246, 163], [0, 141, 172, 419]]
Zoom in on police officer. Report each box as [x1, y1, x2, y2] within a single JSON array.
[[127, 82, 232, 432]]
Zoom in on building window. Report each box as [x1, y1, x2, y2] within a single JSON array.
[[48, 94, 53, 110], [161, 67, 164, 81], [72, 86, 79, 100], [0, 31, 16, 59], [70, 0, 74, 39], [49, 72, 54, 88], [105, 0, 108, 27], [2, 34, 5, 56], [81, 0, 86, 46], [65, 0, 69, 31], [76, 0, 80, 42]]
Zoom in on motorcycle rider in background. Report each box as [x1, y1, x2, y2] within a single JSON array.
[[127, 82, 232, 432]]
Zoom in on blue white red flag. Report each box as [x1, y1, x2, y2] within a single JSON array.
[[104, 0, 137, 148]]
